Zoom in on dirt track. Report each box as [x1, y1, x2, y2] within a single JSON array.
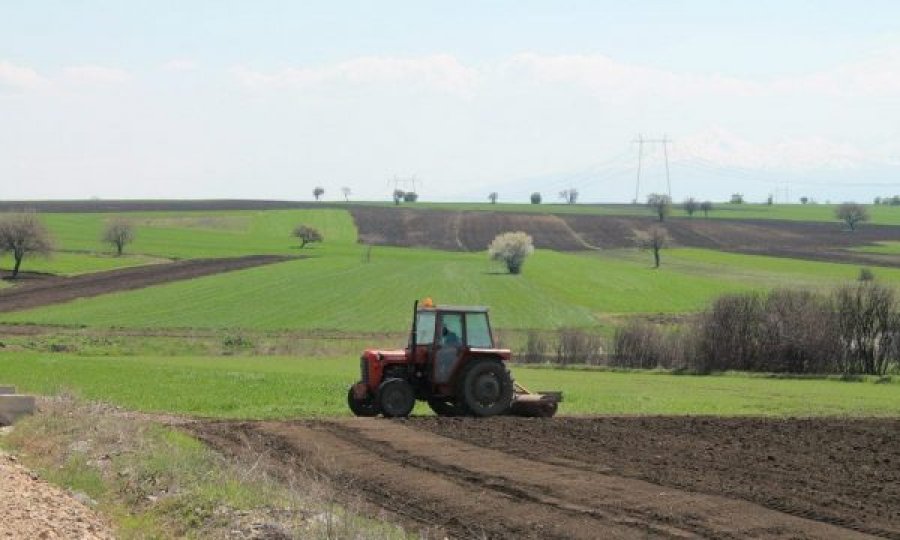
[[192, 417, 898, 539], [350, 207, 900, 267], [0, 255, 291, 312]]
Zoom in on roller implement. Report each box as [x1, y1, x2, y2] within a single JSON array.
[[348, 299, 562, 418]]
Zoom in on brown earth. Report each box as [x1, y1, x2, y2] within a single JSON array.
[[0, 255, 292, 312], [350, 206, 900, 266], [190, 417, 898, 539]]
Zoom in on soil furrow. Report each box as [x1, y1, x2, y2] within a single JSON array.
[[190, 418, 883, 539], [0, 255, 294, 312]]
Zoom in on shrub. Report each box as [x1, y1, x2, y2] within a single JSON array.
[[0, 211, 53, 278], [611, 320, 693, 370], [646, 193, 672, 221], [292, 224, 323, 248], [683, 198, 699, 217], [559, 188, 578, 204], [835, 202, 869, 231], [554, 328, 604, 365], [520, 330, 550, 364], [530, 192, 542, 204], [833, 283, 899, 376], [633, 226, 671, 268], [102, 218, 135, 256], [488, 231, 534, 274], [858, 267, 875, 282]]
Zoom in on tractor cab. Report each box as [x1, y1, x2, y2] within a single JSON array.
[[348, 299, 561, 418], [410, 301, 506, 388]]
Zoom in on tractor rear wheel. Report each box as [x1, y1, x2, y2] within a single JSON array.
[[347, 385, 378, 417], [377, 378, 415, 418], [427, 397, 464, 417], [457, 359, 514, 417]]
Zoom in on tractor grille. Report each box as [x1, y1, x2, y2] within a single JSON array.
[[360, 356, 368, 384]]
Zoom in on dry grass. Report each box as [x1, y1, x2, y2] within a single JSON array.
[[0, 396, 407, 539]]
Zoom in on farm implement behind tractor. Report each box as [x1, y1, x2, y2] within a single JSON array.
[[348, 299, 562, 418]]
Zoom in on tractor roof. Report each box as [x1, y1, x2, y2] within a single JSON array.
[[418, 305, 489, 313]]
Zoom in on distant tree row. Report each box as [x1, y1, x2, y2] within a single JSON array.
[[392, 189, 419, 205], [311, 186, 354, 202], [874, 195, 900, 206]]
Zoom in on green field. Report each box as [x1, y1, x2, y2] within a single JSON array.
[[374, 201, 900, 226], [1, 251, 166, 276], [4, 242, 899, 331], [2, 209, 356, 265], [854, 241, 900, 255], [1, 352, 897, 418]]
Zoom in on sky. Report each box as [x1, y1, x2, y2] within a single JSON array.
[[2, 0, 899, 203]]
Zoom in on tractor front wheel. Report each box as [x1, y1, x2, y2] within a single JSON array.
[[458, 359, 514, 417], [378, 378, 416, 418], [347, 385, 378, 417]]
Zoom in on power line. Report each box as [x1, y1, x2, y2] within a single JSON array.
[[633, 134, 672, 201]]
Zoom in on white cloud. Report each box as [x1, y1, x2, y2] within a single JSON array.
[[0, 60, 48, 91], [504, 50, 900, 100], [62, 65, 131, 85], [162, 58, 197, 72], [674, 128, 871, 170], [232, 54, 478, 96]]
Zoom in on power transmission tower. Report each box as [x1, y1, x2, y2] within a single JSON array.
[[632, 134, 672, 201], [391, 175, 420, 194]]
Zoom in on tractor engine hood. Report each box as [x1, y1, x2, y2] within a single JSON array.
[[363, 349, 407, 362]]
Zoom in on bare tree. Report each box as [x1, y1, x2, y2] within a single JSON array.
[[634, 226, 670, 268], [682, 197, 699, 218], [102, 218, 135, 256], [835, 202, 869, 231], [488, 231, 534, 274], [700, 200, 713, 217], [313, 186, 325, 201], [646, 193, 672, 222], [488, 192, 499, 204], [392, 189, 405, 205], [559, 188, 578, 205], [292, 224, 323, 248], [341, 187, 352, 202], [403, 191, 418, 202], [0, 212, 53, 278]]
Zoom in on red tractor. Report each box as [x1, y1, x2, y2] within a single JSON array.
[[348, 299, 561, 418]]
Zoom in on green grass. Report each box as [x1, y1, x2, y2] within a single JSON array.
[[362, 201, 900, 226], [665, 248, 900, 287], [1, 352, 897, 417], [6, 245, 900, 332], [854, 241, 900, 255], [1, 251, 166, 276], [25, 209, 359, 260]]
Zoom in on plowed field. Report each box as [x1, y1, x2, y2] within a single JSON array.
[[350, 207, 900, 266], [192, 417, 899, 539], [0, 255, 291, 312]]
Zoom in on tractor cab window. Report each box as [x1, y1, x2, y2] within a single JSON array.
[[415, 311, 436, 345], [466, 312, 493, 348], [438, 313, 463, 347]]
